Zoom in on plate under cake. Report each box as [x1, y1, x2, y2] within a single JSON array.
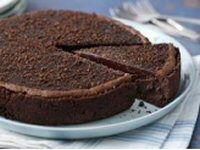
[[0, 10, 180, 125]]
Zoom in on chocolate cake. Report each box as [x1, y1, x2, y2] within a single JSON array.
[[0, 10, 180, 125], [75, 44, 180, 107]]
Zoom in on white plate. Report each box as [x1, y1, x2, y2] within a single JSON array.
[[0, 0, 19, 14], [0, 0, 27, 18], [0, 19, 197, 139]]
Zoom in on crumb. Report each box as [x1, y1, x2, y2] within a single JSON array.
[[154, 109, 158, 111], [138, 101, 145, 107], [144, 106, 147, 109], [138, 110, 141, 114], [146, 111, 152, 114], [131, 109, 135, 112]]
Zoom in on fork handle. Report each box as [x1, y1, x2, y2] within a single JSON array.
[[150, 19, 200, 41], [160, 15, 200, 25], [156, 18, 200, 39]]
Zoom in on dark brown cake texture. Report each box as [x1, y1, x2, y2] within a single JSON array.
[[0, 10, 180, 125], [75, 44, 180, 107]]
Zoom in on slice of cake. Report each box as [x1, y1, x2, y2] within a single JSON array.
[[75, 44, 180, 107]]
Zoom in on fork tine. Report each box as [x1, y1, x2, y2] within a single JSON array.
[[123, 2, 141, 16], [140, 0, 159, 15], [129, 1, 147, 15], [110, 8, 127, 18], [135, 1, 150, 15], [136, 0, 154, 15], [109, 8, 119, 17], [110, 7, 137, 21], [120, 3, 139, 18]]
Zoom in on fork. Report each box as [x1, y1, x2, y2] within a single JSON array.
[[110, 0, 200, 41]]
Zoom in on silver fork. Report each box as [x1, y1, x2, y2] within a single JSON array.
[[110, 0, 200, 41]]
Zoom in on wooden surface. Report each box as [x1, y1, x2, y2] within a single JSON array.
[[26, 0, 200, 148]]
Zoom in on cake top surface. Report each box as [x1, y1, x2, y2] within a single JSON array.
[[0, 10, 150, 92], [1, 10, 146, 91], [0, 40, 125, 90], [0, 10, 148, 49], [0, 10, 178, 95]]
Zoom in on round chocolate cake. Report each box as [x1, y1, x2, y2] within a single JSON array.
[[0, 10, 180, 125]]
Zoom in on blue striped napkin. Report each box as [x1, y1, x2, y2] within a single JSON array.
[[0, 57, 199, 149]]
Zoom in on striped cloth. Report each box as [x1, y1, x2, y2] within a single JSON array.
[[0, 57, 199, 149]]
